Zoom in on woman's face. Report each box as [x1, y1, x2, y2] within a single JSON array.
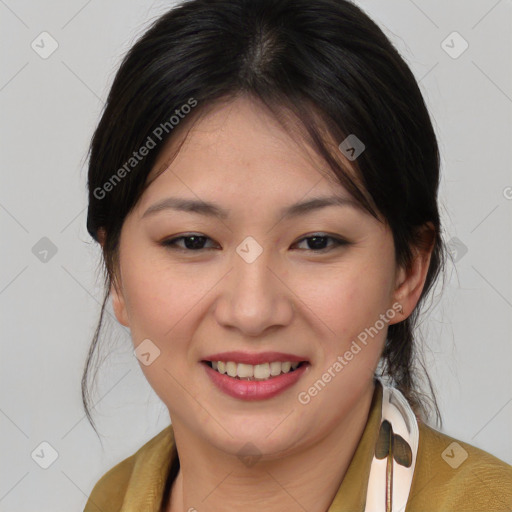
[[110, 96, 410, 457]]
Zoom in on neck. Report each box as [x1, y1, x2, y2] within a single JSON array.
[[167, 381, 376, 512]]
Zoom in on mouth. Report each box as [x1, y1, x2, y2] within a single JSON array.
[[200, 351, 311, 400], [201, 360, 309, 381]]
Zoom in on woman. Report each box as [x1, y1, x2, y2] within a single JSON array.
[[82, 0, 512, 510]]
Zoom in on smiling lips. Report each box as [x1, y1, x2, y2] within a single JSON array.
[[201, 350, 310, 400]]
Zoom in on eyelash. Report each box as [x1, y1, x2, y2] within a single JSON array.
[[160, 233, 349, 253]]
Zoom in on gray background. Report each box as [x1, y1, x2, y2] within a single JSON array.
[[1, 0, 511, 510]]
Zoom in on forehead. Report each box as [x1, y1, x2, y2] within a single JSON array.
[[146, 96, 359, 194]]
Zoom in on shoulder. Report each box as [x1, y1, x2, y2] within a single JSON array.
[[84, 453, 136, 512], [84, 426, 174, 512], [406, 421, 512, 511]]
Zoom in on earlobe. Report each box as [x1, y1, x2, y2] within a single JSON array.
[[110, 281, 130, 327], [390, 265, 409, 322], [99, 228, 129, 327], [97, 227, 106, 248]]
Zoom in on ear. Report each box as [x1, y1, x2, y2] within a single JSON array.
[[97, 227, 106, 247], [390, 222, 435, 323], [110, 279, 130, 327], [98, 229, 130, 327]]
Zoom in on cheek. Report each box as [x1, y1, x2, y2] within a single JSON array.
[[120, 243, 208, 341], [304, 265, 392, 334], [296, 253, 395, 366], [119, 256, 206, 401]]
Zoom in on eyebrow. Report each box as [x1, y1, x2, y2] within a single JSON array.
[[141, 194, 362, 221]]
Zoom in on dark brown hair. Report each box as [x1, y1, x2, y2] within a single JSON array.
[[84, 0, 447, 437]]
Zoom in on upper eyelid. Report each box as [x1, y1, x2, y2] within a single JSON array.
[[162, 232, 347, 248], [164, 231, 343, 240]]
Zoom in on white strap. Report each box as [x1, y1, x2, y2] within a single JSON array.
[[364, 378, 419, 512]]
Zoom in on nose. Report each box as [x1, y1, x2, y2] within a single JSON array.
[[213, 245, 294, 337]]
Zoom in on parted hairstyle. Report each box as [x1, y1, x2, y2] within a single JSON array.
[[84, 0, 448, 436]]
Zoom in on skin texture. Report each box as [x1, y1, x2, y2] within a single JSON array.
[[103, 95, 433, 512]]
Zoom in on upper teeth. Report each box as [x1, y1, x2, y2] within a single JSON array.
[[212, 361, 301, 380]]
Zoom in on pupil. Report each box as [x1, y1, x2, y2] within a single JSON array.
[[308, 236, 327, 250], [185, 235, 205, 249]]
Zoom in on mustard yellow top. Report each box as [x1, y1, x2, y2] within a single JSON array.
[[84, 382, 512, 511]]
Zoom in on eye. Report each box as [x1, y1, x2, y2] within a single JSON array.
[[160, 232, 349, 253], [160, 233, 218, 252], [293, 233, 349, 252]]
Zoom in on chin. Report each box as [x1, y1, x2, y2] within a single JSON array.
[[207, 420, 305, 459]]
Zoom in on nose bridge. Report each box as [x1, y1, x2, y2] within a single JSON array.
[[234, 240, 274, 299], [214, 235, 293, 335]]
